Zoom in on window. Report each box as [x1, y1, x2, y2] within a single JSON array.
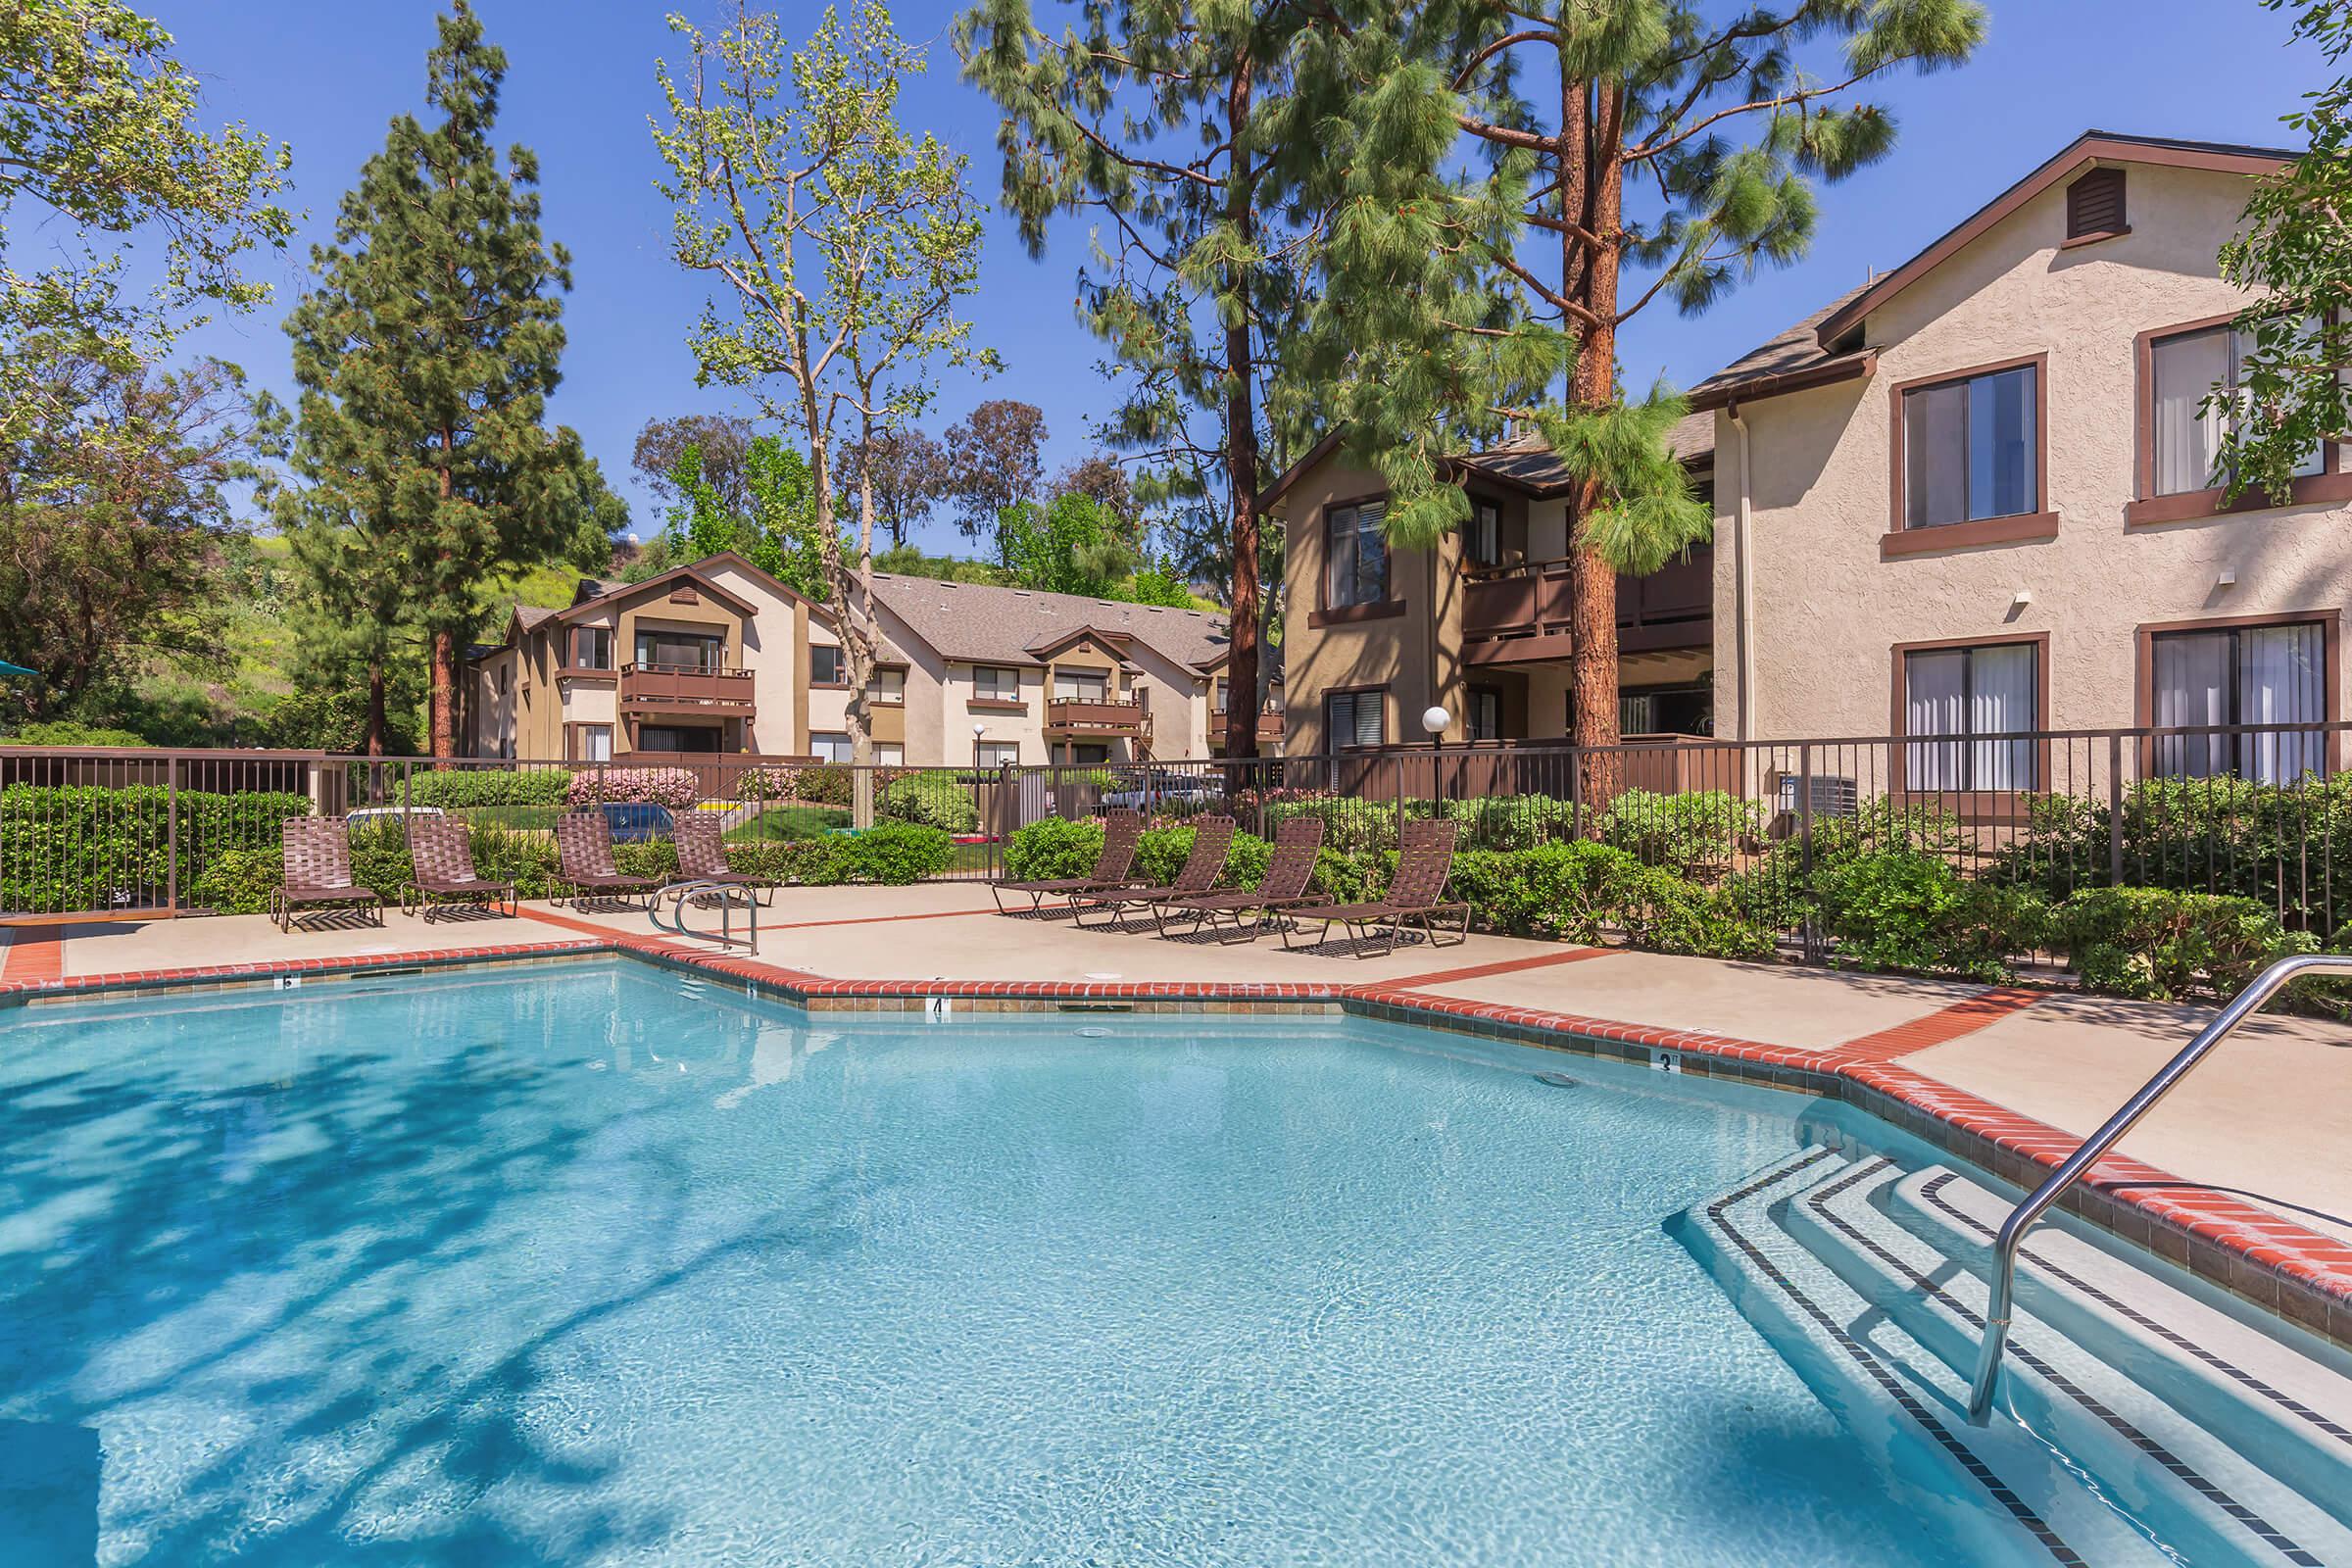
[[1060, 743, 1111, 765], [570, 626, 612, 670], [1621, 684, 1713, 737], [1053, 667, 1109, 702], [2149, 321, 2325, 498], [496, 662, 511, 696], [1213, 678, 1230, 715], [1901, 363, 2039, 528], [976, 742, 1022, 769], [1468, 687, 1501, 741], [635, 628, 723, 670], [1464, 498, 1501, 568], [809, 731, 853, 762], [1325, 501, 1390, 608], [637, 723, 720, 754], [570, 723, 612, 762], [1902, 642, 2038, 790], [1326, 689, 1386, 750], [810, 645, 846, 685], [874, 743, 905, 767], [2150, 621, 2328, 782], [870, 665, 906, 704], [972, 665, 1021, 702], [2065, 167, 2126, 243]]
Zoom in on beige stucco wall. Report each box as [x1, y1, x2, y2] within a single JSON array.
[[1718, 159, 2352, 745]]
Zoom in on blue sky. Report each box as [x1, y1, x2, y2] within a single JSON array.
[[158, 1, 2334, 556]]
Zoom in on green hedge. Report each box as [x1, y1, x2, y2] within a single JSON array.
[[0, 783, 315, 915], [402, 768, 573, 808], [878, 772, 979, 834]]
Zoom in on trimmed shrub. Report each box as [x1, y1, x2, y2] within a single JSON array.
[[1004, 817, 1103, 881], [1441, 793, 1582, 852], [1612, 865, 1778, 960], [879, 771, 980, 834], [1813, 850, 2048, 981], [1595, 788, 1761, 875], [801, 822, 954, 884], [1450, 841, 1637, 941], [1262, 794, 1426, 856], [3, 720, 151, 747], [405, 767, 571, 809], [1132, 825, 1268, 889], [565, 767, 700, 808], [2055, 886, 2309, 1004], [793, 764, 854, 806]]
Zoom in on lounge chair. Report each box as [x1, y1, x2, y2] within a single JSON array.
[[271, 816, 386, 931], [991, 808, 1147, 914], [403, 816, 517, 921], [669, 811, 775, 906], [1069, 815, 1236, 930], [1281, 818, 1471, 956], [1152, 815, 1325, 941], [554, 810, 662, 909]]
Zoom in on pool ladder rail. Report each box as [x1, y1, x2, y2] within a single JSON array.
[[1965, 950, 2352, 1424], [648, 878, 760, 954]]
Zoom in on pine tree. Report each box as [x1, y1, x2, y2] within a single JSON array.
[[280, 1, 605, 757], [1293, 0, 1983, 754], [957, 0, 1322, 760]]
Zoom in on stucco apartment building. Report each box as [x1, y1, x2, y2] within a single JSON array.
[[1271, 130, 2346, 786], [466, 551, 1273, 767]]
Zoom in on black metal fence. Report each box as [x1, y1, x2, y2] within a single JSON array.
[[5, 725, 2350, 945]]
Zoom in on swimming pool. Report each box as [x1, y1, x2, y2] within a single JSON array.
[[1, 959, 2343, 1565]]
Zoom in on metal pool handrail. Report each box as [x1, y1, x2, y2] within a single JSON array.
[[1964, 950, 2352, 1424], [650, 878, 760, 954]]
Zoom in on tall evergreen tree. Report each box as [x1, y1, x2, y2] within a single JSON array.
[[1292, 0, 1982, 752], [957, 0, 1320, 759], [280, 1, 605, 757]]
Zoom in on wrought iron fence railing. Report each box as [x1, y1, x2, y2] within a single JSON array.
[[5, 725, 2350, 954]]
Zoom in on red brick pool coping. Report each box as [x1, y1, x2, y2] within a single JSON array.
[[6, 919, 2347, 1351]]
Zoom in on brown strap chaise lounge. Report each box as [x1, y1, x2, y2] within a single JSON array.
[[1070, 815, 1236, 930], [1281, 817, 1471, 957], [403, 816, 517, 921], [271, 816, 385, 932], [991, 808, 1147, 914], [1152, 815, 1325, 941], [671, 810, 776, 906], [554, 810, 663, 909]]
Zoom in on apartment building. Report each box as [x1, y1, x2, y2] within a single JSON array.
[[466, 551, 1276, 766], [1272, 130, 2348, 783], [1702, 130, 2346, 786], [1262, 416, 1716, 756]]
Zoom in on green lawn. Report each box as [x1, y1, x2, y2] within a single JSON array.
[[724, 804, 853, 842]]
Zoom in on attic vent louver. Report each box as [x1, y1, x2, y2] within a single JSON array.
[[2065, 167, 2127, 244]]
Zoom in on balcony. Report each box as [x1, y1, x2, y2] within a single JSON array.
[[1046, 696, 1152, 737], [1461, 546, 1712, 663], [617, 662, 756, 712]]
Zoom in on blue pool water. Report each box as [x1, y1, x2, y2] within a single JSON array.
[[1, 960, 1984, 1566]]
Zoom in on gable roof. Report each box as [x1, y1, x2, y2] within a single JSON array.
[[1686, 285, 1875, 411], [1813, 131, 2291, 349], [1257, 413, 1714, 514], [552, 562, 760, 624], [867, 573, 1233, 673]]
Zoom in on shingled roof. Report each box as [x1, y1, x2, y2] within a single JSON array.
[[1685, 285, 1874, 411], [867, 573, 1233, 672]]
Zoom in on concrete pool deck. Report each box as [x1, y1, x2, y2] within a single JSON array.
[[8, 887, 2352, 1339]]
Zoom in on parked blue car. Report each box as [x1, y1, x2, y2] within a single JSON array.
[[600, 802, 676, 843]]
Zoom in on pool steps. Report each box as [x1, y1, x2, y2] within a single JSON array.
[[1675, 1148, 2352, 1567]]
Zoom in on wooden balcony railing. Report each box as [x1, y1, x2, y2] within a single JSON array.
[[1046, 696, 1152, 735], [1462, 545, 1712, 656], [618, 662, 756, 710]]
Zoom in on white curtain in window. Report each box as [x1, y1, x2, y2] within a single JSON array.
[[1904, 383, 1970, 528], [2240, 622, 2326, 783], [2152, 329, 2230, 496], [2152, 630, 2232, 778], [1904, 650, 1967, 789], [1969, 643, 2037, 789]]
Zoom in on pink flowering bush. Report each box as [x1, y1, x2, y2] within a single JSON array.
[[734, 765, 801, 803], [566, 766, 702, 808]]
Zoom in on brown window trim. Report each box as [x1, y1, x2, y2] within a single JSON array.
[[555, 666, 618, 683], [1879, 511, 2060, 559], [965, 698, 1029, 714], [2132, 609, 2342, 776], [1322, 682, 1390, 752], [563, 721, 615, 763], [1887, 631, 2052, 821], [1306, 599, 1407, 629], [1886, 351, 2052, 540], [2129, 311, 2348, 526], [1319, 490, 1398, 622]]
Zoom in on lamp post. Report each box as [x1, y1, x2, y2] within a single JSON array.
[[1422, 705, 1451, 808], [970, 720, 989, 849]]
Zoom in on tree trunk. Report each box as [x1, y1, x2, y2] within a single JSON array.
[[430, 629, 459, 759], [366, 662, 388, 758], [1565, 84, 1625, 783], [1221, 57, 1262, 763]]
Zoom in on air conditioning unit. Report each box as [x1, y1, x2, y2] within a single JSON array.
[[1775, 771, 1858, 820]]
